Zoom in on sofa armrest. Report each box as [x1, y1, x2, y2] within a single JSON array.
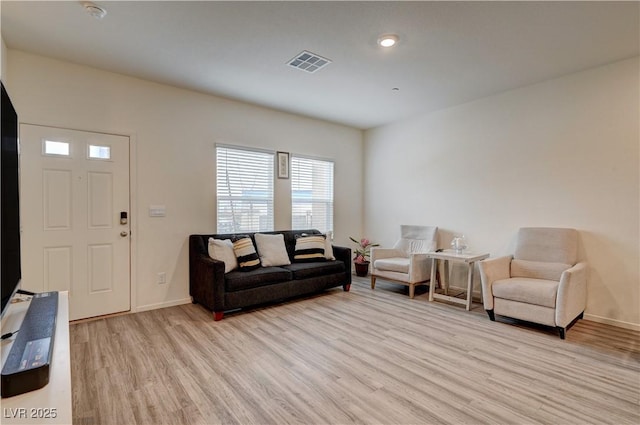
[[189, 237, 226, 313], [371, 247, 405, 263], [555, 262, 588, 328], [478, 255, 512, 310], [332, 245, 352, 282]]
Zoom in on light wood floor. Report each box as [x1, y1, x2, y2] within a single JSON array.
[[70, 277, 640, 425]]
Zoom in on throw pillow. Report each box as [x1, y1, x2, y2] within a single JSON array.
[[254, 233, 291, 267], [208, 238, 238, 273], [232, 236, 261, 271], [393, 237, 434, 256], [323, 232, 335, 261], [294, 234, 326, 262]]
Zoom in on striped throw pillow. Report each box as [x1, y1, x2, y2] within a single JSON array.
[[294, 234, 326, 262], [232, 236, 261, 271]]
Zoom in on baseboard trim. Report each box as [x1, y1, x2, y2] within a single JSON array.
[[584, 314, 640, 331], [133, 291, 640, 332], [135, 297, 192, 313]]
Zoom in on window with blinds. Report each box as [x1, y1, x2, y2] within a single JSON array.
[[291, 156, 334, 233], [216, 145, 274, 233]]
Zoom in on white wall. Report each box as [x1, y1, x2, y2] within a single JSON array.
[[1, 37, 7, 82], [7, 50, 363, 312], [364, 57, 640, 330], [6, 48, 638, 329]]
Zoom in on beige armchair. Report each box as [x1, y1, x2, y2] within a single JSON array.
[[371, 225, 438, 298], [479, 227, 587, 339]]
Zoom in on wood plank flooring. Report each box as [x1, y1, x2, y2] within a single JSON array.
[[70, 277, 640, 425]]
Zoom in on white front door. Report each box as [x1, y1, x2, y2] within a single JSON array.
[[20, 124, 131, 321]]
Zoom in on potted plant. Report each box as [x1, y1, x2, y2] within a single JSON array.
[[349, 237, 379, 277]]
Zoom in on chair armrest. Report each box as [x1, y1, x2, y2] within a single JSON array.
[[371, 247, 405, 263], [478, 255, 512, 310], [408, 253, 432, 283], [555, 262, 588, 327], [332, 245, 352, 282]]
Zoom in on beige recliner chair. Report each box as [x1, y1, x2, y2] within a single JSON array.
[[370, 225, 438, 298], [479, 227, 587, 339]]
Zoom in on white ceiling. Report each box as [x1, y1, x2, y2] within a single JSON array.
[[1, 1, 638, 129]]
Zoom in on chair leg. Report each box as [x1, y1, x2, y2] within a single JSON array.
[[558, 311, 584, 339], [409, 284, 415, 299], [371, 275, 376, 290], [486, 309, 495, 321], [557, 327, 566, 340]]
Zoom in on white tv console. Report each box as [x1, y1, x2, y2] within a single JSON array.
[[1, 291, 72, 424]]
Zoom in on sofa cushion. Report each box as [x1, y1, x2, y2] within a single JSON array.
[[208, 238, 238, 273], [255, 233, 291, 267], [492, 277, 559, 308], [283, 261, 345, 280], [511, 259, 570, 281], [374, 257, 410, 274], [294, 234, 326, 262], [225, 267, 292, 292], [232, 236, 261, 271]]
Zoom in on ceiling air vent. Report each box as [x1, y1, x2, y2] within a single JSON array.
[[287, 51, 332, 73]]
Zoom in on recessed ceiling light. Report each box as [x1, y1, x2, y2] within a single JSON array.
[[82, 2, 107, 20], [378, 34, 399, 48]]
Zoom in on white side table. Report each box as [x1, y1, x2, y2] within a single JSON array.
[[427, 250, 490, 310]]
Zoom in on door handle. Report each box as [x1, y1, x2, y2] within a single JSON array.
[[120, 231, 129, 237]]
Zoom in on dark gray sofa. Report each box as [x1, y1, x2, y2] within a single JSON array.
[[189, 229, 352, 320]]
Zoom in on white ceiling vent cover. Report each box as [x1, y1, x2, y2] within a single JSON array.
[[287, 51, 332, 73]]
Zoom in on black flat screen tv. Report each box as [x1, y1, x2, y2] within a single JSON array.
[[1, 81, 21, 318]]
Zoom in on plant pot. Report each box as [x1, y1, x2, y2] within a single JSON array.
[[354, 261, 370, 277]]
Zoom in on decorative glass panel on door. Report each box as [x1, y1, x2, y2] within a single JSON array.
[[88, 144, 111, 160], [44, 140, 70, 157]]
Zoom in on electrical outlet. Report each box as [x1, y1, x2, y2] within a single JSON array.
[[157, 272, 167, 284]]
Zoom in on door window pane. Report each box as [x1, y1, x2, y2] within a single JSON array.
[[44, 140, 70, 156], [88, 145, 111, 160]]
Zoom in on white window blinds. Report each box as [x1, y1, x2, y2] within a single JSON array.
[[216, 146, 274, 233], [291, 156, 334, 233]]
